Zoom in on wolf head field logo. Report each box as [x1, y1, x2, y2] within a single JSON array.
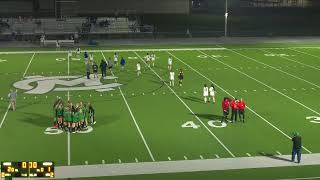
[[13, 75, 122, 94]]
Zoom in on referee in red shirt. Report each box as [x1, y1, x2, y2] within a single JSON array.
[[230, 98, 239, 123], [221, 97, 230, 123], [238, 98, 246, 123]]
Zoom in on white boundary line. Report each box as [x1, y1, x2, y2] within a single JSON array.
[[0, 104, 11, 128], [199, 50, 320, 117], [277, 177, 320, 180], [290, 48, 320, 60], [134, 51, 236, 158], [67, 52, 71, 166], [22, 53, 36, 77], [261, 49, 320, 71], [0, 53, 35, 129], [101, 51, 155, 162], [0, 46, 320, 55], [216, 45, 320, 89], [167, 51, 312, 154]]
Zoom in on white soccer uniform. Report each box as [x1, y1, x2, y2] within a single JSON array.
[[146, 55, 150, 62], [168, 57, 172, 65], [114, 54, 118, 62], [76, 48, 80, 55], [209, 87, 215, 96], [89, 53, 94, 61], [137, 63, 141, 71], [170, 72, 175, 81], [203, 87, 209, 97], [151, 54, 156, 61]]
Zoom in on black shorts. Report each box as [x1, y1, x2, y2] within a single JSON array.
[[223, 109, 229, 116], [179, 75, 184, 80], [239, 109, 244, 114]]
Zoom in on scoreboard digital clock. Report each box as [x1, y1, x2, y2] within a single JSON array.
[[1, 161, 54, 178]]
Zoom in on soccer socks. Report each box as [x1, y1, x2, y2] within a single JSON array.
[[204, 97, 207, 103]]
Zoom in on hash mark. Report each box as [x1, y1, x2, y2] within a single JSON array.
[[184, 156, 188, 160]]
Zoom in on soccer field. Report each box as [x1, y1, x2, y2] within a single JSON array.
[[0, 43, 320, 179]]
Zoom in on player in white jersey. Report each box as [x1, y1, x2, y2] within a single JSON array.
[[114, 53, 118, 66], [76, 47, 81, 58], [136, 62, 141, 76], [89, 53, 94, 61], [203, 84, 209, 103], [145, 53, 151, 67], [209, 84, 216, 103], [169, 71, 175, 86], [68, 50, 72, 60], [151, 53, 156, 67], [168, 56, 173, 70]]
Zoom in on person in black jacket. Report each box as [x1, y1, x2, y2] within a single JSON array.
[[100, 59, 107, 78], [291, 132, 302, 163], [88, 102, 95, 125]]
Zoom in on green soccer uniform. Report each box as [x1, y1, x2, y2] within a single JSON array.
[[78, 108, 85, 121], [57, 107, 64, 117], [64, 108, 72, 123], [73, 111, 80, 123]]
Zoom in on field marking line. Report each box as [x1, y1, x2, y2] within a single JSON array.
[[261, 49, 320, 71], [199, 50, 320, 117], [246, 153, 251, 157], [167, 51, 312, 154], [290, 48, 320, 60], [276, 151, 282, 155], [217, 45, 320, 89], [67, 52, 71, 166], [0, 104, 11, 128], [22, 53, 36, 77], [277, 177, 320, 180], [0, 47, 320, 55], [101, 51, 155, 162], [0, 53, 35, 129], [134, 51, 236, 158]]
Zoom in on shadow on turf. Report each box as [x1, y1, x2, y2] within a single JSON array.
[[192, 113, 223, 121], [182, 96, 204, 103], [258, 152, 292, 162], [17, 112, 52, 127]]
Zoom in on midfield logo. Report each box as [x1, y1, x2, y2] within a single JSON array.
[[13, 75, 122, 94]]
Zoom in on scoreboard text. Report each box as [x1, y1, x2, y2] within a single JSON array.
[[1, 161, 54, 178]]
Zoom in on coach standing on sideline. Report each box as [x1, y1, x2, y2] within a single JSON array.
[[86, 61, 91, 79], [291, 132, 302, 163]]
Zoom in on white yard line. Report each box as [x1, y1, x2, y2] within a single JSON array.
[[290, 48, 320, 60], [101, 52, 155, 162], [0, 104, 11, 128], [278, 177, 320, 180], [134, 51, 235, 158], [67, 53, 71, 166], [199, 50, 320, 118], [261, 49, 320, 71], [0, 53, 36, 129], [167, 51, 312, 154], [22, 53, 36, 77], [217, 45, 320, 89]]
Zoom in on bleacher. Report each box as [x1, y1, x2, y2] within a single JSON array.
[[2, 17, 140, 35]]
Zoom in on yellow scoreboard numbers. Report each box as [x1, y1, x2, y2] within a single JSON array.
[[0, 161, 54, 178]]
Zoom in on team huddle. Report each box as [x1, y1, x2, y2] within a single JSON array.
[[53, 98, 96, 133], [222, 97, 246, 123]]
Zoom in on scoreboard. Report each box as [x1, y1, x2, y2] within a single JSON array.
[[1, 162, 54, 178]]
